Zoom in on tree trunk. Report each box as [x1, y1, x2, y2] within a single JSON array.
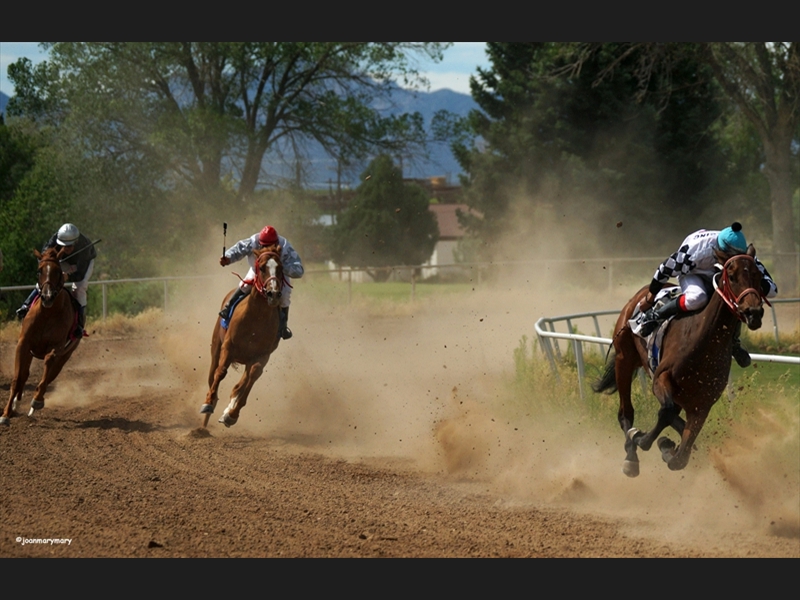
[[763, 137, 799, 294]]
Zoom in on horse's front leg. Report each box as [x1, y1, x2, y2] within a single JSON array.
[[220, 360, 265, 428], [658, 407, 709, 471], [629, 371, 681, 452], [30, 348, 74, 417]]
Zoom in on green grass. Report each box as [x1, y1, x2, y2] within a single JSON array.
[[301, 273, 475, 309], [514, 331, 800, 451]]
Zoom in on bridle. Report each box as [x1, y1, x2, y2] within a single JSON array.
[[253, 252, 284, 298], [713, 254, 770, 323], [38, 252, 65, 304]]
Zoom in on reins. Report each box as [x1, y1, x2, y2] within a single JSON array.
[[712, 254, 770, 322], [232, 252, 286, 298]]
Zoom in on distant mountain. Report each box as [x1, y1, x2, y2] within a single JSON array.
[[277, 86, 479, 189], [0, 86, 480, 188]]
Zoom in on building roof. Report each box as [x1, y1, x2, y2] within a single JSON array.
[[429, 204, 475, 240]]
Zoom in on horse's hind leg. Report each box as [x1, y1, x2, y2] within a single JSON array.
[[614, 352, 640, 478], [201, 328, 226, 424], [1, 352, 33, 425], [220, 361, 265, 428]]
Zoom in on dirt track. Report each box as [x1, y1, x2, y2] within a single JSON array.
[[1, 286, 798, 558]]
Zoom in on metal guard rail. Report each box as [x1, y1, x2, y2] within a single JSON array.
[[535, 299, 800, 400]]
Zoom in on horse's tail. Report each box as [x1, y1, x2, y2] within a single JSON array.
[[592, 351, 618, 395]]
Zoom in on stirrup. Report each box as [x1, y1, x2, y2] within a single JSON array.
[[639, 318, 660, 337]]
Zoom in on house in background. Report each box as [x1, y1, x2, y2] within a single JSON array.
[[322, 176, 477, 281], [421, 203, 474, 280]]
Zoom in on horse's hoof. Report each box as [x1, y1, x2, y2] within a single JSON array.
[[622, 461, 640, 478], [30, 400, 44, 411], [657, 437, 676, 452], [200, 404, 214, 415], [658, 437, 676, 463], [0, 417, 9, 426], [219, 413, 238, 428]]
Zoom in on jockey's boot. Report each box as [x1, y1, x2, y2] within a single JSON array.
[[219, 287, 247, 320], [74, 305, 86, 338], [16, 288, 39, 320], [279, 307, 292, 340], [639, 297, 680, 337], [731, 322, 752, 368]]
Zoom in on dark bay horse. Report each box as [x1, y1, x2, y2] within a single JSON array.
[[201, 246, 284, 428], [1, 247, 82, 425], [593, 246, 769, 476]]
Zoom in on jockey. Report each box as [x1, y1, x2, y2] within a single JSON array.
[[637, 222, 777, 367], [218, 225, 304, 340], [16, 223, 97, 338]]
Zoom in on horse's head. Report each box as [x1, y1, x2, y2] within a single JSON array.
[[716, 244, 766, 331], [33, 247, 67, 308], [253, 245, 284, 308]]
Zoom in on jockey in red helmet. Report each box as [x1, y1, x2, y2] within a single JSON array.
[[218, 225, 304, 340]]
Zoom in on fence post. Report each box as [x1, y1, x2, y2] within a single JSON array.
[[102, 283, 108, 320], [411, 270, 416, 303]]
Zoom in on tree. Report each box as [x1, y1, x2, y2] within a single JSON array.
[[329, 154, 438, 281], [566, 42, 800, 292], [8, 43, 450, 203], [701, 43, 800, 294], [449, 43, 728, 258]]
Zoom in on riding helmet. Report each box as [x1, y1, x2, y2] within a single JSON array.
[[259, 225, 279, 246], [56, 223, 80, 246], [717, 222, 747, 254]]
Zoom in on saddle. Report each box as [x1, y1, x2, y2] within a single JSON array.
[[219, 293, 248, 331], [629, 287, 681, 373]]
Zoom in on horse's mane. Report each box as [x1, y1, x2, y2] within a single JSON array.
[[38, 247, 62, 262]]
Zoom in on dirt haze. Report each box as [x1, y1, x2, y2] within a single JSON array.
[[0, 263, 798, 558]]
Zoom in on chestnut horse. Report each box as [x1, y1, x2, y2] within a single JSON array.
[[1, 247, 82, 425], [592, 245, 769, 476], [200, 246, 284, 428]]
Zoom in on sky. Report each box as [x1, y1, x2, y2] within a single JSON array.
[[0, 42, 489, 98]]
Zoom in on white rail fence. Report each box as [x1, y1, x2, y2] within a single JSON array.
[[534, 299, 800, 400], [2, 257, 663, 318]]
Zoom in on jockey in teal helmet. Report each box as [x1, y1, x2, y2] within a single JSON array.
[[636, 222, 777, 367]]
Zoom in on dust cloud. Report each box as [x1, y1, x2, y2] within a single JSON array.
[[4, 216, 796, 555], [150, 228, 798, 553]]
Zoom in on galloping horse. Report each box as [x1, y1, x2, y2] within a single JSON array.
[[593, 245, 768, 476], [201, 245, 284, 428], [1, 247, 82, 425]]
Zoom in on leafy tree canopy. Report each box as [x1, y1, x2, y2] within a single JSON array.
[[329, 154, 438, 280], [7, 43, 450, 203]]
